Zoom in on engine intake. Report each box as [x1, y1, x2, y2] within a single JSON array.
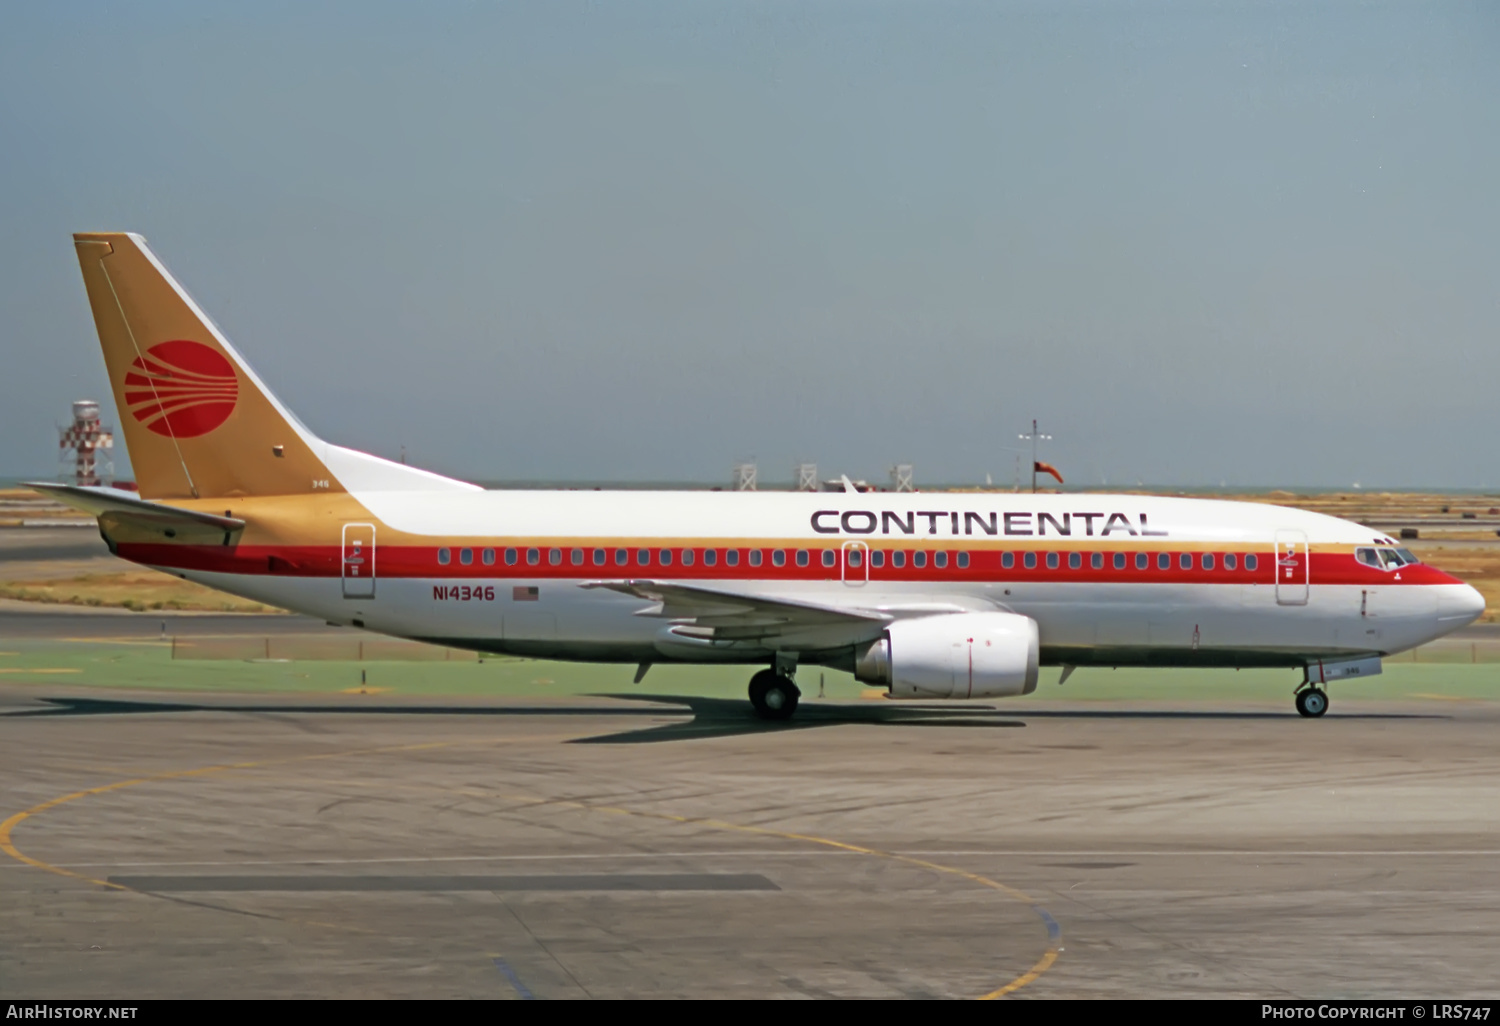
[[855, 611, 1040, 699]]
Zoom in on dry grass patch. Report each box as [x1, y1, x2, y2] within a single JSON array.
[[0, 570, 276, 613]]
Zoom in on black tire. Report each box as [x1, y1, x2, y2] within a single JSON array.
[[1295, 687, 1328, 718], [749, 669, 800, 721]]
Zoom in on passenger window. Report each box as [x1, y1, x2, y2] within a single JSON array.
[[913, 551, 927, 568], [438, 548, 451, 565], [637, 549, 649, 566], [726, 550, 739, 566], [870, 551, 884, 568], [1157, 552, 1169, 570], [1069, 552, 1081, 570], [571, 548, 584, 566], [750, 550, 763, 567], [615, 549, 628, 566], [892, 551, 906, 568], [1046, 552, 1059, 570], [772, 550, 786, 567], [934, 552, 948, 568], [704, 549, 717, 567], [527, 548, 540, 565], [1202, 553, 1214, 570], [847, 549, 862, 568], [593, 548, 606, 566], [1135, 552, 1148, 570], [482, 548, 495, 566], [1001, 552, 1014, 569], [505, 548, 518, 566], [1245, 554, 1258, 571], [796, 550, 810, 567], [1224, 553, 1237, 570], [822, 550, 836, 568], [1091, 552, 1103, 570], [549, 548, 562, 565], [956, 552, 969, 569], [682, 549, 695, 566], [1024, 552, 1037, 569], [1114, 552, 1126, 570], [1179, 553, 1191, 570], [659, 549, 673, 566], [457, 548, 471, 566]]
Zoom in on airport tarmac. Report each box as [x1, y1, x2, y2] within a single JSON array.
[[0, 526, 110, 565], [3, 682, 1498, 999]]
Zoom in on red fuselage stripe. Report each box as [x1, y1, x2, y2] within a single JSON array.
[[116, 543, 1461, 588]]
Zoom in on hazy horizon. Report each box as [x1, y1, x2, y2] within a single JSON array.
[[3, 2, 1497, 491]]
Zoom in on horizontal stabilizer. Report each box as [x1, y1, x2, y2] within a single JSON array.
[[25, 483, 245, 533]]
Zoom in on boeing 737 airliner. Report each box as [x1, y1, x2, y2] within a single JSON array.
[[32, 233, 1485, 720]]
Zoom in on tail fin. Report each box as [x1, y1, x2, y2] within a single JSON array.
[[73, 232, 477, 500]]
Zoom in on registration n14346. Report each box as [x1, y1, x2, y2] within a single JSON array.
[[433, 585, 496, 601]]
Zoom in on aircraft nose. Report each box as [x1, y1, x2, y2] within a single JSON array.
[[1437, 583, 1486, 626]]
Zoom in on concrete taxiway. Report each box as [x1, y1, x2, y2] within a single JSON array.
[[2, 684, 1498, 999]]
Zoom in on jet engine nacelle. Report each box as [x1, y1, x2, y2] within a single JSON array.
[[854, 611, 1040, 699]]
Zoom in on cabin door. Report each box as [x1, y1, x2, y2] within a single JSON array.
[[342, 523, 377, 599], [842, 541, 869, 586], [1274, 529, 1309, 606]]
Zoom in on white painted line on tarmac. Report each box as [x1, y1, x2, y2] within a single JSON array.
[[901, 850, 1500, 857], [52, 850, 846, 868], [47, 848, 1500, 869]]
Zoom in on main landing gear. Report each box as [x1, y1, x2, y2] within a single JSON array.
[[1294, 684, 1329, 718], [749, 668, 800, 722]]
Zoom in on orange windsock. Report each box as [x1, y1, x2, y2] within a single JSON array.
[[1034, 461, 1064, 484]]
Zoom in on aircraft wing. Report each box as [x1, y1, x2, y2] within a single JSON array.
[[24, 482, 245, 542], [580, 579, 887, 643]]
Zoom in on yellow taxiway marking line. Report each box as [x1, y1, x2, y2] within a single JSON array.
[[482, 790, 1061, 999], [0, 730, 1060, 999], [0, 739, 464, 890], [0, 668, 82, 674]]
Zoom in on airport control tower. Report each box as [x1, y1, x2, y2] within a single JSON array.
[[58, 399, 114, 487]]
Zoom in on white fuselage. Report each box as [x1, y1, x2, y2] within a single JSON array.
[[147, 490, 1484, 671]]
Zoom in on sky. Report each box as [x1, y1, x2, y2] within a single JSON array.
[[2, 1, 1497, 489]]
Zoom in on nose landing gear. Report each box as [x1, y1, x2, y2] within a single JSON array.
[[749, 668, 800, 721], [1294, 684, 1329, 718]]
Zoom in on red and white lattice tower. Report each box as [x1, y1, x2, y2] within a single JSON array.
[[58, 400, 114, 487]]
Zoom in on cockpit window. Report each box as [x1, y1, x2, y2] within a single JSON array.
[[1378, 548, 1403, 568], [1395, 548, 1420, 565], [1355, 547, 1381, 569]]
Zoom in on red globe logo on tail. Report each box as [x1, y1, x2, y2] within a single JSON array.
[[125, 340, 239, 438]]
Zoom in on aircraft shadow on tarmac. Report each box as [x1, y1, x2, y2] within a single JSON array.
[[576, 694, 1450, 743], [0, 694, 1447, 745], [0, 693, 1026, 744], [574, 694, 1030, 743]]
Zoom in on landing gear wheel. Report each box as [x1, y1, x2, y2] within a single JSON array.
[[1295, 687, 1328, 718], [749, 669, 800, 721]]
